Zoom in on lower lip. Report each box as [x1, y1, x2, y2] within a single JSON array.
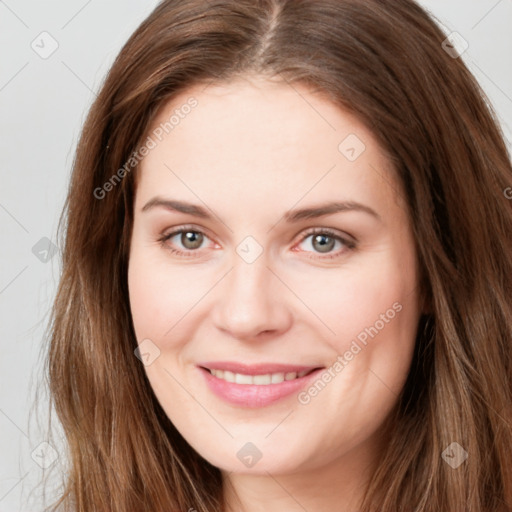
[[198, 367, 324, 408]]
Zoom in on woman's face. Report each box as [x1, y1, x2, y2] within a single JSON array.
[[128, 76, 423, 476]]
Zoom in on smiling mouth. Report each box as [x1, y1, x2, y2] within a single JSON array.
[[198, 364, 326, 407]]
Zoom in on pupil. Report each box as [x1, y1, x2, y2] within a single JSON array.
[[314, 234, 334, 253], [183, 231, 202, 249]]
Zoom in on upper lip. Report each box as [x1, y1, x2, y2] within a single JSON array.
[[198, 361, 324, 375]]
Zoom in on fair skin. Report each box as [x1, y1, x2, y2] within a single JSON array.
[[128, 76, 424, 512]]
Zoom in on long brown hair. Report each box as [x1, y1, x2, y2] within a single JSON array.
[[42, 0, 512, 510]]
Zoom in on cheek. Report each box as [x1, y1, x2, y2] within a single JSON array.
[[127, 247, 209, 344], [127, 259, 167, 342], [296, 256, 417, 347], [319, 255, 420, 404], [306, 249, 420, 398]]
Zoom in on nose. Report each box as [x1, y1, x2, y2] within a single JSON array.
[[211, 256, 293, 341]]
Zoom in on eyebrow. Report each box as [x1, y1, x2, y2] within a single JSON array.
[[141, 197, 381, 222]]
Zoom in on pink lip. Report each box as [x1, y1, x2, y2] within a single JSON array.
[[197, 363, 324, 408]]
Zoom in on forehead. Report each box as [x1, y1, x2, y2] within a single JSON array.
[[136, 77, 403, 215], [147, 76, 373, 156]]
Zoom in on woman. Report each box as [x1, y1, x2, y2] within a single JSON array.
[[44, 0, 512, 510]]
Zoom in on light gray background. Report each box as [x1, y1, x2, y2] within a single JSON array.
[[1, 1, 511, 510]]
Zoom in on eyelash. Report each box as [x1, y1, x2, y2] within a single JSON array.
[[157, 224, 357, 260]]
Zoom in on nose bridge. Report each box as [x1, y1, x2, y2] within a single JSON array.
[[231, 255, 270, 301], [212, 251, 291, 339]]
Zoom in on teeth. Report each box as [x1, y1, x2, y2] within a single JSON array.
[[223, 370, 235, 383], [209, 369, 312, 385], [235, 373, 253, 384]]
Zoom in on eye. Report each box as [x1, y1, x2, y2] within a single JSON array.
[[295, 228, 356, 259], [157, 225, 214, 258]]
